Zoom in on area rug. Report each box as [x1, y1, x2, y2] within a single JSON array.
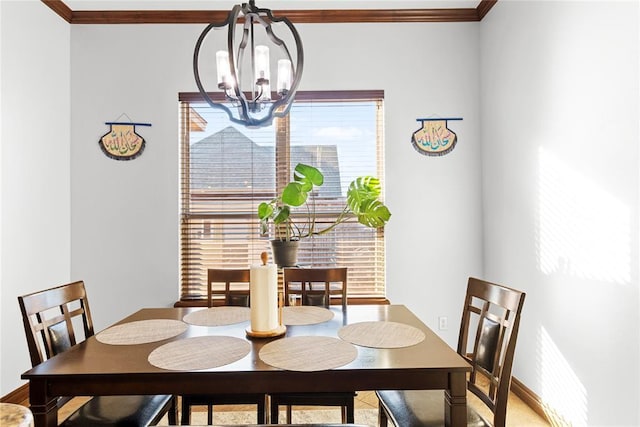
[[158, 408, 378, 426]]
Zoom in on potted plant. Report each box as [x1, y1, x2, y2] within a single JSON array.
[[258, 163, 392, 267]]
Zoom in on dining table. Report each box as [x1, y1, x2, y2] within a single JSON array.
[[22, 304, 471, 427]]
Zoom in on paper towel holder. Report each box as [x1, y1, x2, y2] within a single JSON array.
[[245, 324, 286, 338], [246, 291, 286, 338], [246, 253, 287, 338]]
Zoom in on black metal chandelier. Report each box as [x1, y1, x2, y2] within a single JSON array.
[[193, 0, 304, 128]]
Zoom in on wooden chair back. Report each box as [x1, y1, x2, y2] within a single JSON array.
[[18, 280, 94, 368], [283, 267, 348, 310], [207, 268, 251, 308], [459, 277, 526, 427], [272, 270, 353, 424], [18, 281, 178, 425]]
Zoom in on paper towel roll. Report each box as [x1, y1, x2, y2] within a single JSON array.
[[250, 263, 278, 332]]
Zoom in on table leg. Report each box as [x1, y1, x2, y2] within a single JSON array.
[[28, 379, 58, 427], [445, 371, 467, 427]]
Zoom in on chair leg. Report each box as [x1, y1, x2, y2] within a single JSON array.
[[180, 399, 190, 425], [270, 401, 279, 424], [167, 396, 178, 425], [286, 405, 292, 423], [346, 401, 355, 423], [207, 404, 213, 425], [378, 404, 388, 427], [257, 396, 266, 424]]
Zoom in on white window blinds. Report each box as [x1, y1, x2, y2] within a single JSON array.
[[179, 91, 385, 303]]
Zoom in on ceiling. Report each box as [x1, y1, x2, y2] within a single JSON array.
[[46, 0, 496, 24]]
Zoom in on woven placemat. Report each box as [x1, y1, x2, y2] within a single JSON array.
[[148, 336, 250, 371], [338, 321, 426, 348], [282, 306, 334, 325], [259, 336, 357, 372], [96, 319, 188, 345], [183, 307, 251, 326]]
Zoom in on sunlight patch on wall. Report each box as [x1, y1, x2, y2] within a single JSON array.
[[538, 325, 588, 426], [537, 147, 631, 285]]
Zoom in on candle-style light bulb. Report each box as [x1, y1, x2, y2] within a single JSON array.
[[216, 51, 234, 89], [254, 45, 270, 85], [277, 59, 292, 96]]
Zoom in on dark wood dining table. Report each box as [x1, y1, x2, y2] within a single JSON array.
[[22, 304, 471, 427]]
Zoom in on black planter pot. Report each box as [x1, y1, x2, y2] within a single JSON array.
[[270, 239, 300, 267]]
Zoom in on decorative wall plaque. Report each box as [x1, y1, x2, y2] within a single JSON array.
[[411, 117, 462, 156], [99, 120, 151, 160]]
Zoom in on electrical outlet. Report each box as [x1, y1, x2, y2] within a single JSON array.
[[438, 316, 448, 330]]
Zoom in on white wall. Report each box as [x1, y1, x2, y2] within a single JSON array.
[[5, 3, 639, 424], [480, 1, 639, 425], [4, 3, 639, 424], [0, 0, 71, 395], [68, 21, 483, 347]]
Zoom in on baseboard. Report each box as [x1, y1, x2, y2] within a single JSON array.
[[1, 383, 29, 405], [511, 376, 569, 425]]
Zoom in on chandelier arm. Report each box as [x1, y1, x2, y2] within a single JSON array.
[[227, 4, 253, 122], [235, 12, 252, 96], [193, 13, 238, 123], [249, 14, 256, 101]]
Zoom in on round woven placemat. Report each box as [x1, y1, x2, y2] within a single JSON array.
[[338, 321, 426, 348], [282, 306, 334, 325], [259, 336, 357, 372], [148, 335, 250, 371], [96, 319, 188, 345], [183, 306, 251, 326]]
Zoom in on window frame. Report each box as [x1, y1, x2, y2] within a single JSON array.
[[177, 90, 388, 306]]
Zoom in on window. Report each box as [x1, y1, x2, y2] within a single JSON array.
[[179, 91, 385, 303]]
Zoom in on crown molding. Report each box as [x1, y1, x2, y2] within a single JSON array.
[[476, 0, 497, 20], [42, 0, 72, 23], [42, 0, 498, 24]]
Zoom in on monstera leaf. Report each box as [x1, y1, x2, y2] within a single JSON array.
[[293, 163, 324, 191], [347, 176, 381, 213], [281, 182, 308, 207], [347, 177, 390, 228], [355, 199, 392, 228], [258, 163, 391, 241], [282, 164, 324, 206], [258, 202, 274, 235]]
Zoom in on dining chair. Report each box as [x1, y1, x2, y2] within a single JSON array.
[[282, 267, 348, 310], [376, 277, 526, 427], [17, 280, 177, 426], [270, 267, 354, 424], [205, 268, 252, 308], [180, 268, 266, 425]]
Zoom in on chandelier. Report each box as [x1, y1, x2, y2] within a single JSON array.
[[193, 0, 304, 128]]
